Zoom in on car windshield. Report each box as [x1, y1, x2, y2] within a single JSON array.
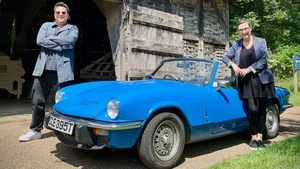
[[151, 59, 215, 85]]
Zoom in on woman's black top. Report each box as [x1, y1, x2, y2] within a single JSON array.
[[238, 45, 275, 99]]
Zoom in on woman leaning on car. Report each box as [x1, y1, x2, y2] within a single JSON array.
[[222, 19, 275, 150]]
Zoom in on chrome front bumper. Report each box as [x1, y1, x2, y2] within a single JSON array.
[[44, 109, 143, 150], [46, 109, 142, 131]]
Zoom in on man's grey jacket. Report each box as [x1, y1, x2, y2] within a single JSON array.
[[32, 22, 79, 83]]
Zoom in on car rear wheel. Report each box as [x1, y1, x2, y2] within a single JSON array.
[[138, 112, 185, 169], [264, 103, 280, 139]]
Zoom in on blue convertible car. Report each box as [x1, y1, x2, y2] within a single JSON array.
[[45, 58, 292, 169]]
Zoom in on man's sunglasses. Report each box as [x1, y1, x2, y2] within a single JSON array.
[[55, 11, 67, 15]]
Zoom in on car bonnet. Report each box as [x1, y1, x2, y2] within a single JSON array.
[[53, 80, 192, 120]]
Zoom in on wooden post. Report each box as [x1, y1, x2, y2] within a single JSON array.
[[294, 71, 298, 94], [293, 55, 300, 94]]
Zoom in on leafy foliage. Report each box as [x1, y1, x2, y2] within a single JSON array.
[[261, 0, 300, 49], [269, 45, 300, 79]]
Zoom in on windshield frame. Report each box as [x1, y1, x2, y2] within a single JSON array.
[[148, 58, 219, 86]]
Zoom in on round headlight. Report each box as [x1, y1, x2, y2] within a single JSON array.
[[107, 99, 119, 119], [55, 90, 64, 103]]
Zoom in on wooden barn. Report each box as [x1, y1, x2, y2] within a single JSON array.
[[92, 0, 231, 80], [0, 0, 230, 97]]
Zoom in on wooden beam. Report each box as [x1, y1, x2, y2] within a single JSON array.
[[130, 0, 144, 7], [131, 39, 183, 56], [101, 0, 122, 3], [165, 0, 172, 13], [199, 0, 204, 37], [132, 6, 183, 32], [130, 0, 172, 13], [132, 19, 183, 33], [203, 35, 227, 45], [183, 32, 200, 42], [210, 0, 229, 38]]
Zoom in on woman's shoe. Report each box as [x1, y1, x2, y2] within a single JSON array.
[[257, 140, 266, 149], [249, 140, 258, 150]]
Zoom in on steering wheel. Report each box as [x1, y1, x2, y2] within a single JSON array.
[[163, 73, 183, 81], [144, 75, 154, 79]]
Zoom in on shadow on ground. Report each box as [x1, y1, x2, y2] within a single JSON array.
[[0, 99, 53, 117], [279, 118, 300, 138], [50, 131, 250, 169], [52, 142, 146, 169], [49, 116, 300, 169]]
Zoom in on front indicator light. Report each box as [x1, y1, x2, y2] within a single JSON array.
[[94, 128, 108, 136]]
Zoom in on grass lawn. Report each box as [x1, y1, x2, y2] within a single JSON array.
[[288, 92, 300, 106], [276, 75, 300, 106], [209, 135, 300, 169]]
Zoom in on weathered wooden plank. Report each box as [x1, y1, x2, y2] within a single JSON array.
[[132, 20, 183, 33], [131, 24, 183, 50], [210, 0, 228, 37], [199, 0, 204, 36], [203, 35, 227, 45], [183, 32, 200, 42], [80, 74, 116, 80], [100, 0, 122, 3], [82, 70, 114, 73], [131, 39, 183, 56], [132, 6, 183, 31], [203, 0, 228, 45]]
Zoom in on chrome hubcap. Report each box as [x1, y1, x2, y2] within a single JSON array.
[[266, 109, 277, 132], [154, 120, 179, 161]]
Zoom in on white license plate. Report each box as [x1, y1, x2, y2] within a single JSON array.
[[48, 115, 75, 135]]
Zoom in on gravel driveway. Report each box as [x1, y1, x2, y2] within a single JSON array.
[[0, 99, 299, 169]]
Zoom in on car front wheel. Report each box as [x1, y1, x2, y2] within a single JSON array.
[[264, 103, 280, 139], [138, 112, 185, 169]]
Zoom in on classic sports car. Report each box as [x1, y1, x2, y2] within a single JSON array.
[[45, 58, 292, 169]]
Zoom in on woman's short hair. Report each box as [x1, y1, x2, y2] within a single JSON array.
[[236, 19, 252, 30]]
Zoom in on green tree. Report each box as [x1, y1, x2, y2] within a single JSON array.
[[262, 0, 300, 49], [269, 45, 300, 79]]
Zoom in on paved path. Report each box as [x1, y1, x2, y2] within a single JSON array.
[[0, 99, 299, 169]]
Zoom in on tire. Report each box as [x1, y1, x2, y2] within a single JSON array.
[[264, 103, 280, 139], [138, 113, 185, 169]]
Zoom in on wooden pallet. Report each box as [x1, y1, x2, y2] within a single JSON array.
[[80, 53, 116, 80]]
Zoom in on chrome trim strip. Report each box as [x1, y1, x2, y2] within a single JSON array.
[[48, 110, 142, 130], [282, 104, 293, 109]]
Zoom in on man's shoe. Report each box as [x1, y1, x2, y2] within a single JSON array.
[[257, 140, 266, 149], [19, 130, 41, 142], [249, 140, 258, 150]]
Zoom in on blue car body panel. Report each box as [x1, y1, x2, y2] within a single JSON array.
[[48, 58, 292, 149]]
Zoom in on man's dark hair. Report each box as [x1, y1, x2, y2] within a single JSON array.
[[54, 2, 70, 13]]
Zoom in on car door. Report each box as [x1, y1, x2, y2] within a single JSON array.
[[207, 86, 248, 134]]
